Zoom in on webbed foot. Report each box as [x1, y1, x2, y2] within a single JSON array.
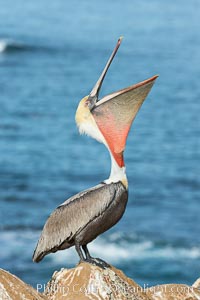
[[85, 257, 110, 269]]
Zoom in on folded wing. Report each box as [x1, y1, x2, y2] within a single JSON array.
[[33, 182, 125, 262]]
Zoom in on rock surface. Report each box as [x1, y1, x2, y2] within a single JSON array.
[[0, 268, 45, 300], [44, 262, 148, 300], [146, 283, 200, 300], [0, 263, 200, 300]]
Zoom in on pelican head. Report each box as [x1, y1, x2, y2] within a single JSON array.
[[76, 38, 158, 181]]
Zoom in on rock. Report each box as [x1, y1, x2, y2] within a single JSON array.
[[44, 262, 149, 300], [44, 263, 200, 300], [193, 278, 200, 289], [146, 282, 200, 300], [1, 264, 200, 300], [0, 268, 46, 300]]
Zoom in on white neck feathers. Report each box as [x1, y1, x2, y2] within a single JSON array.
[[104, 151, 128, 188], [76, 97, 128, 188]]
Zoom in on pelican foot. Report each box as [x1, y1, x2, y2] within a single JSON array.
[[85, 257, 110, 269]]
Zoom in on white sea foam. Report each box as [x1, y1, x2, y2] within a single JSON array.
[[1, 230, 200, 265], [0, 40, 7, 53], [0, 39, 25, 53], [50, 236, 200, 265]]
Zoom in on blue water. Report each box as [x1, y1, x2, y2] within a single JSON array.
[[0, 0, 200, 290]]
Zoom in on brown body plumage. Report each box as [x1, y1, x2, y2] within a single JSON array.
[[33, 182, 127, 262]]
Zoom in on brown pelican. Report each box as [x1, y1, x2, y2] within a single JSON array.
[[33, 38, 158, 267]]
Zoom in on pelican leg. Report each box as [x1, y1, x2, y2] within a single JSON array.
[[82, 245, 92, 260], [75, 242, 85, 261]]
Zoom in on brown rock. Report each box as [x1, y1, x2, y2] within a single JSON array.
[[1, 264, 200, 300], [44, 263, 200, 300], [193, 278, 200, 289], [146, 282, 200, 300], [0, 268, 46, 300], [44, 262, 149, 300]]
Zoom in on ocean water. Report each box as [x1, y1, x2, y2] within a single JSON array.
[[0, 0, 200, 290]]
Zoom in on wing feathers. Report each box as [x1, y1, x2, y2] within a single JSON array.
[[33, 182, 124, 262]]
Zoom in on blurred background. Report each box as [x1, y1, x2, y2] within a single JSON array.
[[0, 0, 199, 289]]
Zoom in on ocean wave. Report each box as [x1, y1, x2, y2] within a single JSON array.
[[51, 238, 200, 265], [0, 38, 73, 54], [0, 39, 29, 53], [1, 230, 200, 265], [0, 38, 81, 55], [0, 38, 50, 54]]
